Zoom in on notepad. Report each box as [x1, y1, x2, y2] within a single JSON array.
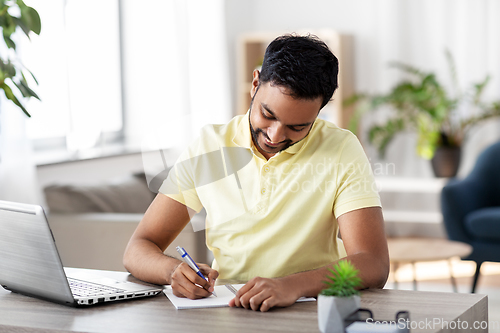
[[163, 284, 244, 309], [163, 284, 316, 309]]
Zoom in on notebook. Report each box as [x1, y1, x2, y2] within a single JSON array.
[[0, 200, 163, 306], [164, 284, 316, 309]]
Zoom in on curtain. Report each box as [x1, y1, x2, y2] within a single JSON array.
[[122, 0, 232, 184], [122, 0, 231, 149], [0, 98, 44, 205]]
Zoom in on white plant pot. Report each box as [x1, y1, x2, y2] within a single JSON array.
[[317, 294, 360, 333]]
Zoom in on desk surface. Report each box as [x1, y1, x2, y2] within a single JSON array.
[[0, 268, 488, 333]]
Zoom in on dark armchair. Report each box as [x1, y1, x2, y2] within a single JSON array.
[[441, 140, 500, 293]]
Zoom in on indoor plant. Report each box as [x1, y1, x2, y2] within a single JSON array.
[[317, 260, 362, 333], [0, 0, 41, 117], [348, 51, 500, 177]]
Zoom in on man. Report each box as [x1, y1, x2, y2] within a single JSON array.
[[123, 34, 389, 312]]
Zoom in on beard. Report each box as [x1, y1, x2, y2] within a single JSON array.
[[249, 111, 295, 154]]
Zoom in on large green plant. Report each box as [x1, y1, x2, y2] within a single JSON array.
[[348, 51, 500, 159], [0, 0, 41, 117]]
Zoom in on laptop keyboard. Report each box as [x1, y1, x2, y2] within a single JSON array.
[[68, 278, 126, 297]]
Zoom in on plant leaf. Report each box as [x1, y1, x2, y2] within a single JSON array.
[[3, 33, 16, 49], [0, 82, 31, 117], [472, 75, 491, 105], [389, 61, 426, 79], [320, 261, 362, 297], [369, 117, 406, 158], [19, 5, 41, 35], [20, 79, 40, 99], [13, 79, 40, 100], [445, 48, 461, 98], [23, 67, 39, 85], [1, 59, 17, 78], [12, 16, 31, 38]]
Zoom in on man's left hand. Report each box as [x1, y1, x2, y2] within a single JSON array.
[[228, 276, 300, 312]]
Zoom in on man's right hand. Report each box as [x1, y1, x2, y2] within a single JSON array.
[[170, 262, 219, 299]]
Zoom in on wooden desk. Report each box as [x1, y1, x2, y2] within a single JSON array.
[[0, 268, 487, 333]]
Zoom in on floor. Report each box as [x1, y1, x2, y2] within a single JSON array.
[[384, 260, 500, 332]]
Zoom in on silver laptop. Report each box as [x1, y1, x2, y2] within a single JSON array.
[[0, 200, 163, 306]]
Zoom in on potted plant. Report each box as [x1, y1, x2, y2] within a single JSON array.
[[347, 51, 500, 177], [317, 260, 362, 333], [0, 0, 41, 117]]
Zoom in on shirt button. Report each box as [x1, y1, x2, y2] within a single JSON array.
[[264, 166, 270, 172], [261, 188, 267, 194]]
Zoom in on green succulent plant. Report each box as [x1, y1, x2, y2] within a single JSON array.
[[0, 0, 41, 117], [320, 260, 362, 297], [347, 50, 500, 160]]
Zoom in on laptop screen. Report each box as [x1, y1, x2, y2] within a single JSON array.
[[0, 200, 75, 305]]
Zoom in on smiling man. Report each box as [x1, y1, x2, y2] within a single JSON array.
[[123, 34, 389, 312]]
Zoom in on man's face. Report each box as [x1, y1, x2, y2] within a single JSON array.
[[249, 71, 322, 160]]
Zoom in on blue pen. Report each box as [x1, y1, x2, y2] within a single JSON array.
[[176, 246, 217, 297]]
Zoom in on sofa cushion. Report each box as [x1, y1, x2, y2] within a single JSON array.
[[44, 173, 155, 214], [464, 207, 500, 241]]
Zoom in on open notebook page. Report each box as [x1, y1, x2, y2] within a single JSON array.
[[163, 284, 316, 309]]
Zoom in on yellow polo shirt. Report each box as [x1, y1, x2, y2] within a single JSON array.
[[159, 112, 380, 281]]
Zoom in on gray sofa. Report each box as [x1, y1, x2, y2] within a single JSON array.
[[44, 173, 209, 272], [49, 213, 208, 272]]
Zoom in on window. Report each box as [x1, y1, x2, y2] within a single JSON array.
[[22, 0, 231, 158], [23, 0, 122, 151]]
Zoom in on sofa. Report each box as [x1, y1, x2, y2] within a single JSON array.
[[48, 213, 208, 272], [44, 172, 210, 272]]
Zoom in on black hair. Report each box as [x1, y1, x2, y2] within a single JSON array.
[[259, 34, 339, 109]]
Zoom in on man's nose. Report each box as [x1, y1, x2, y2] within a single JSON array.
[[267, 122, 286, 143]]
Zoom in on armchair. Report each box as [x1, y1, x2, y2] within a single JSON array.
[[441, 140, 500, 293]]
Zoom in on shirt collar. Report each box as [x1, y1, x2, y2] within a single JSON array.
[[232, 110, 253, 149]]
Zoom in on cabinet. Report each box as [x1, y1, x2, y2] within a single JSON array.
[[236, 29, 354, 128]]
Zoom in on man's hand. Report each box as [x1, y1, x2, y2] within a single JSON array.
[[170, 262, 219, 299], [228, 276, 300, 312]]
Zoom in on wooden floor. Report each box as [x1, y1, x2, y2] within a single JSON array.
[[385, 260, 500, 333]]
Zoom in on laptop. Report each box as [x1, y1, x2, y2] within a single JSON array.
[[0, 200, 163, 306]]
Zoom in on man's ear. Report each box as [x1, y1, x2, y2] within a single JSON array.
[[250, 70, 260, 98]]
